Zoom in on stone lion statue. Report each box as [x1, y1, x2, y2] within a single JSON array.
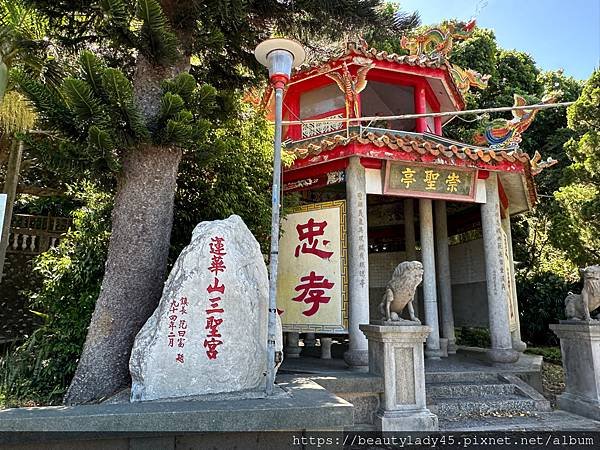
[[565, 265, 600, 321], [378, 261, 423, 324]]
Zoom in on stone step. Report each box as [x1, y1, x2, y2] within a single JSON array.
[[427, 382, 516, 399], [426, 373, 551, 419], [428, 396, 542, 417], [426, 371, 500, 384], [439, 410, 600, 432]]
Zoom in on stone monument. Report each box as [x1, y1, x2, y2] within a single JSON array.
[[550, 265, 600, 421], [130, 215, 282, 402], [361, 261, 437, 431]]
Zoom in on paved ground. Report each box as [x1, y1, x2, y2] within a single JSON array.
[[279, 348, 542, 375], [279, 350, 600, 432], [439, 410, 600, 431]]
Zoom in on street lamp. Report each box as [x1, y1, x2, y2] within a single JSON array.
[[255, 38, 305, 395]]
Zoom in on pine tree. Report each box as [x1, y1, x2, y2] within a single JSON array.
[[17, 0, 414, 404]]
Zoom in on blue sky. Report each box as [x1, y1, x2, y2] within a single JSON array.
[[397, 0, 600, 80]]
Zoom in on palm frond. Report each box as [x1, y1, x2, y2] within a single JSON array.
[[161, 72, 196, 102], [135, 0, 179, 66], [62, 78, 104, 122], [101, 68, 149, 141], [13, 70, 78, 137], [78, 51, 105, 98]]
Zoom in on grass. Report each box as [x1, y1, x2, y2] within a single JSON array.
[[525, 346, 562, 365]]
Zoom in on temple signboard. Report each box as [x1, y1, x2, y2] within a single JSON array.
[[277, 201, 348, 333], [384, 162, 476, 201]]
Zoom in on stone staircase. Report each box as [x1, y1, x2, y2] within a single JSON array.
[[426, 372, 551, 424]]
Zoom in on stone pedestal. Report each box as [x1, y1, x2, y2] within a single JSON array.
[[360, 324, 438, 431], [304, 332, 316, 347], [551, 322, 600, 421], [320, 338, 333, 359], [285, 332, 301, 358]]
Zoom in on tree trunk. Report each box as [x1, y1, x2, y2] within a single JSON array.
[[64, 144, 182, 405]]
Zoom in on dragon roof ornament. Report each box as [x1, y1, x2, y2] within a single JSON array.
[[400, 19, 476, 61], [399, 19, 491, 96], [473, 92, 562, 150]]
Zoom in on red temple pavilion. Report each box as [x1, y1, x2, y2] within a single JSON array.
[[266, 25, 556, 370]]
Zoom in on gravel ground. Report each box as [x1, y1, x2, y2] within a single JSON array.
[[541, 361, 565, 408]]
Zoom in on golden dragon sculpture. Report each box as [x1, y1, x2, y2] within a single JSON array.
[[326, 57, 375, 119]]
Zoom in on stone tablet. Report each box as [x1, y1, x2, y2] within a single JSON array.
[[130, 215, 273, 401]]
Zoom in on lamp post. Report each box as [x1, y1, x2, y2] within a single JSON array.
[[255, 38, 305, 395]]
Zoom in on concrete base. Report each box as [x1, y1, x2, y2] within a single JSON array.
[[303, 332, 316, 347], [285, 332, 301, 358], [551, 322, 600, 422], [343, 349, 369, 369], [375, 409, 438, 432], [439, 338, 449, 358], [0, 376, 352, 433], [447, 339, 457, 354], [512, 338, 527, 353], [425, 348, 444, 359], [360, 324, 438, 432], [558, 392, 600, 421], [487, 347, 519, 364], [320, 337, 333, 360]]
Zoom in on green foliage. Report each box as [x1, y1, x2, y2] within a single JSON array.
[[360, 3, 419, 54], [25, 0, 404, 89], [155, 72, 217, 146], [0, 185, 111, 406], [455, 327, 491, 348], [549, 70, 600, 265], [525, 346, 562, 365], [517, 271, 578, 346], [171, 102, 276, 257], [451, 28, 498, 84], [135, 0, 178, 65]]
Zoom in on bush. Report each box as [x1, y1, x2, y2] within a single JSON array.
[[525, 346, 562, 365], [455, 327, 491, 348], [0, 185, 111, 406], [517, 271, 579, 346]]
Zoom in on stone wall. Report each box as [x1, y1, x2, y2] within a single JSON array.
[[449, 238, 488, 327]]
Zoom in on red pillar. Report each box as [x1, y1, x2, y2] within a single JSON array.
[[414, 84, 427, 133], [434, 116, 442, 136]]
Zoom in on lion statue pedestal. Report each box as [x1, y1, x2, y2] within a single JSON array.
[[550, 321, 600, 421], [550, 265, 600, 421]]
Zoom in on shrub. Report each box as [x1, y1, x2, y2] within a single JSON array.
[[0, 185, 111, 406], [517, 271, 579, 346]]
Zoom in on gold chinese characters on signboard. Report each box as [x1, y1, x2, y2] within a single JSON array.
[[384, 162, 476, 201], [277, 201, 348, 333]]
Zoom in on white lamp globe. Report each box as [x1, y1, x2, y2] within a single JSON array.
[[254, 38, 306, 83]]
